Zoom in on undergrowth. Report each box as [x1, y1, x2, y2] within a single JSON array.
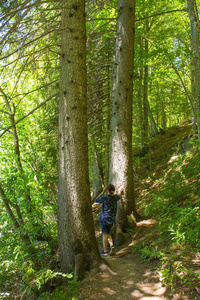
[[134, 134, 200, 293], [0, 230, 79, 299]]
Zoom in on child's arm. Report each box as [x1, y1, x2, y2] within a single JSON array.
[[96, 187, 107, 199], [93, 187, 107, 207], [118, 186, 123, 196]]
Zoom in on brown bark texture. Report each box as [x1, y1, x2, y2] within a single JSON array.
[[187, 0, 200, 141], [109, 0, 139, 225], [58, 0, 100, 274]]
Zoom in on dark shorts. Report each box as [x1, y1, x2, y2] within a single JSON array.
[[100, 221, 113, 234]]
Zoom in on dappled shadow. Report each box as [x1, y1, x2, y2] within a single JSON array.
[[78, 251, 167, 300], [78, 219, 169, 300]]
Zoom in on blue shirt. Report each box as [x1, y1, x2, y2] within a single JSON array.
[[96, 194, 120, 225]]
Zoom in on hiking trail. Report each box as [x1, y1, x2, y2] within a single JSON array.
[[78, 219, 171, 300]]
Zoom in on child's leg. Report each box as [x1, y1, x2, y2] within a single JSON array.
[[107, 235, 113, 248], [102, 233, 108, 252]]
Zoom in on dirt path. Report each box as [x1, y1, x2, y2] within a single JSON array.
[[78, 220, 169, 300]]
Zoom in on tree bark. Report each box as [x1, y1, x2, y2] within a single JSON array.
[[187, 0, 200, 142], [105, 66, 111, 186], [143, 37, 149, 147], [58, 0, 100, 274], [138, 38, 145, 151], [109, 0, 141, 226]]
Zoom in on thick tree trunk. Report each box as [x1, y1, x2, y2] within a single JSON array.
[[109, 0, 141, 227], [58, 0, 100, 274], [105, 66, 111, 186], [187, 0, 200, 142]]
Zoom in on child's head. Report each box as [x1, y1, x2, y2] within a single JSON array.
[[107, 183, 115, 194]]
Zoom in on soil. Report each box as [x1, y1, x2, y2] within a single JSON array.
[[77, 219, 200, 300]]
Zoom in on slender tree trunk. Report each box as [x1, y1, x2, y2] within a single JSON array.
[[148, 105, 158, 136], [187, 0, 200, 141], [138, 69, 144, 150], [58, 0, 100, 274], [190, 42, 197, 130], [92, 156, 102, 200], [138, 38, 145, 151], [143, 38, 149, 148], [161, 97, 167, 130], [0, 186, 31, 243], [92, 141, 104, 200], [0, 186, 21, 230], [109, 0, 141, 228], [172, 63, 196, 119]]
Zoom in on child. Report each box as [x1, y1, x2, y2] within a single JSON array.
[[95, 184, 123, 256]]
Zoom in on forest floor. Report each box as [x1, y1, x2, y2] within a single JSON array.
[[77, 218, 199, 300]]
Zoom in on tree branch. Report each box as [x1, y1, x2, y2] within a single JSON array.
[[136, 9, 187, 22], [0, 5, 33, 46], [0, 92, 59, 138]]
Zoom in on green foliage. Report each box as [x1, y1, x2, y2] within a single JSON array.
[[22, 268, 73, 295], [136, 143, 200, 292], [0, 230, 78, 298], [0, 0, 199, 298], [142, 148, 200, 250], [160, 258, 200, 291], [133, 242, 165, 262], [38, 282, 80, 300]]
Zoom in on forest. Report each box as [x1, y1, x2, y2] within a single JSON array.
[[0, 0, 200, 299]]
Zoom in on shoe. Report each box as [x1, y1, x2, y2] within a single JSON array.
[[100, 251, 108, 256], [109, 246, 116, 256]]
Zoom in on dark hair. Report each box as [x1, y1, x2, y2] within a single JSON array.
[[107, 184, 115, 194]]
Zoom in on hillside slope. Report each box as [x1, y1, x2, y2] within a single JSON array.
[[77, 123, 200, 300]]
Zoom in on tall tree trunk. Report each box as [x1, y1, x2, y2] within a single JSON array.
[[161, 97, 167, 130], [187, 0, 200, 142], [190, 40, 197, 130], [105, 66, 111, 186], [58, 0, 100, 274], [109, 0, 141, 228], [143, 38, 149, 149], [138, 38, 145, 151]]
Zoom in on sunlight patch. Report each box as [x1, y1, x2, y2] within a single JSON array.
[[136, 283, 166, 296], [168, 155, 178, 163], [126, 280, 135, 285], [103, 287, 116, 295], [131, 290, 144, 297], [139, 297, 168, 300]]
